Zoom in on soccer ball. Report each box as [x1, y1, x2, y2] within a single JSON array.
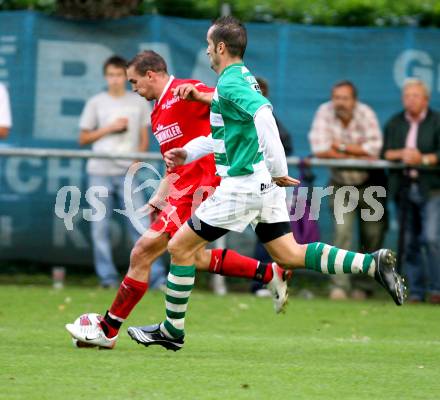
[[70, 313, 103, 348]]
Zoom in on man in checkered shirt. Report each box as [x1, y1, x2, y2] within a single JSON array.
[[308, 80, 386, 301]]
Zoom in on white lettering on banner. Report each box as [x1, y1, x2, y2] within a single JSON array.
[[154, 122, 183, 144], [47, 158, 82, 194], [138, 43, 175, 75], [393, 49, 434, 91], [53, 214, 126, 250], [6, 157, 43, 194], [31, 40, 212, 143], [53, 214, 88, 248], [34, 40, 113, 141], [0, 157, 84, 195], [0, 36, 17, 85]]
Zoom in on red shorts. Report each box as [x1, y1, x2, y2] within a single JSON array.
[[150, 184, 217, 237]]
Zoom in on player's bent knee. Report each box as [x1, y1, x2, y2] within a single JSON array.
[[167, 236, 193, 261], [129, 238, 157, 270], [167, 236, 183, 256]]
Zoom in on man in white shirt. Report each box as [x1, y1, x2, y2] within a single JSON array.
[[0, 82, 12, 139], [309, 80, 386, 300], [79, 55, 166, 288]]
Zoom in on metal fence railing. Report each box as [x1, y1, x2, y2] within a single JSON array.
[[1, 147, 439, 272], [1, 147, 439, 172], [2, 147, 439, 170]]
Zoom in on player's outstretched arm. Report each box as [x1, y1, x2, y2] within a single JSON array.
[[172, 84, 213, 105], [272, 176, 300, 187], [164, 148, 188, 169], [164, 135, 215, 170]]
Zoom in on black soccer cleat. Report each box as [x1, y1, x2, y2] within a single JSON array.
[[127, 323, 184, 351], [372, 249, 406, 306]]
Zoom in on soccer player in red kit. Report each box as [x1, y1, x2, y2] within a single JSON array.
[[148, 78, 221, 238], [66, 50, 291, 349]]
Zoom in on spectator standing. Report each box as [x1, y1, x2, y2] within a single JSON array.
[[382, 78, 440, 304], [309, 80, 385, 300], [79, 55, 166, 288]]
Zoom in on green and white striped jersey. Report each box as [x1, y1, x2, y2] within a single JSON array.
[[210, 62, 271, 177]]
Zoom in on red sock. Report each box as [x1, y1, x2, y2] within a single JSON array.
[[209, 249, 274, 283], [101, 276, 148, 338]]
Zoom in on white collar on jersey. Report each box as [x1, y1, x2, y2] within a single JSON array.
[[157, 75, 175, 106]]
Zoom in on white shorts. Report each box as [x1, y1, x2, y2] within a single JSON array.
[[194, 170, 290, 233]]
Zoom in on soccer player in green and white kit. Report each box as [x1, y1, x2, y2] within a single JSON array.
[[127, 16, 405, 351]]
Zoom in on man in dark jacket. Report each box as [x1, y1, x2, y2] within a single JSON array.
[[383, 78, 440, 304]]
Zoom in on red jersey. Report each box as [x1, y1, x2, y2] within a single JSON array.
[[150, 77, 219, 195]]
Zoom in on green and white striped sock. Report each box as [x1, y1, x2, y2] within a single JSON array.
[[160, 264, 196, 339], [305, 242, 376, 277]]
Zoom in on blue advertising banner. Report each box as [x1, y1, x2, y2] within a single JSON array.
[[0, 11, 439, 265]]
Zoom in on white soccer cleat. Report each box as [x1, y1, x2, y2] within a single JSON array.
[[65, 313, 117, 349], [267, 263, 291, 314]]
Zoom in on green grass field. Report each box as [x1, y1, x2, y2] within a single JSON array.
[[1, 284, 439, 400]]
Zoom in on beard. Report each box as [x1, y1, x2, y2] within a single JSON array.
[[335, 106, 352, 121]]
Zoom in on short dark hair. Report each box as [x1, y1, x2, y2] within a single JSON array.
[[103, 55, 127, 74], [211, 16, 247, 58], [127, 50, 168, 76], [332, 80, 358, 99]]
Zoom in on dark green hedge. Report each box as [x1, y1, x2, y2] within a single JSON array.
[[1, 0, 440, 27], [0, 0, 56, 12]]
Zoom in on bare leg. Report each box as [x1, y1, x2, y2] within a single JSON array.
[[127, 232, 169, 281], [100, 230, 169, 338], [194, 248, 212, 270], [262, 232, 307, 269], [168, 223, 208, 266]]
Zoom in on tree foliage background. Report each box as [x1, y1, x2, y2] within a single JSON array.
[[0, 0, 440, 27]]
